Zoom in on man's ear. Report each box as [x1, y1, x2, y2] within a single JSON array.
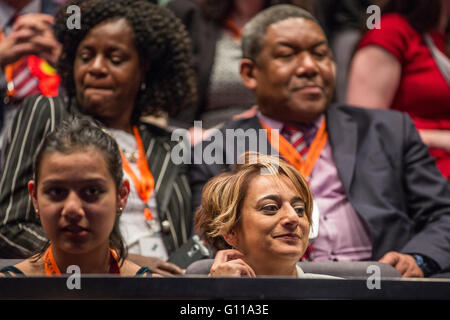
[[240, 58, 258, 90], [223, 228, 239, 249]]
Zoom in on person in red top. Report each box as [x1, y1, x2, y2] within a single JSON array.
[[347, 0, 450, 179]]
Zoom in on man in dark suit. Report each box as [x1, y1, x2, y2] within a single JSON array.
[[189, 5, 450, 278]]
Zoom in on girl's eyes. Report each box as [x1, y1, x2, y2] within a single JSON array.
[[43, 186, 104, 202], [45, 188, 67, 200], [81, 186, 106, 202], [84, 186, 100, 196]]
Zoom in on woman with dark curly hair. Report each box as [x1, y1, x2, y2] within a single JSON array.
[[0, 0, 197, 275]]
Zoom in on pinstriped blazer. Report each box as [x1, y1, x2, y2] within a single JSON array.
[[0, 95, 192, 258]]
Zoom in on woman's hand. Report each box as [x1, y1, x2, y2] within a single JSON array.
[[209, 249, 256, 277]]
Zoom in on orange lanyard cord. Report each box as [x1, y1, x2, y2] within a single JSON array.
[[120, 125, 155, 220], [224, 18, 242, 40], [260, 119, 328, 179], [44, 245, 120, 275]]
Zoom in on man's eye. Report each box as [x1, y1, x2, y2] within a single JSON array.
[[312, 50, 328, 59], [277, 52, 294, 59]]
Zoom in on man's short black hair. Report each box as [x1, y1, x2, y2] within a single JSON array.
[[242, 4, 322, 62]]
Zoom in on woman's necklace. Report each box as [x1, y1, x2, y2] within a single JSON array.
[[121, 149, 138, 163]]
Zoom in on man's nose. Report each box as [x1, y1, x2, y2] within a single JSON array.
[[295, 52, 319, 78]]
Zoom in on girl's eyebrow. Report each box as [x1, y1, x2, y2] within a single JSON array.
[[41, 178, 107, 186]]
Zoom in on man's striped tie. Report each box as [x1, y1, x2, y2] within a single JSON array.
[[282, 124, 309, 159]]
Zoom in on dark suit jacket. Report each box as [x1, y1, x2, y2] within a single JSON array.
[[0, 95, 192, 258], [189, 104, 450, 271]]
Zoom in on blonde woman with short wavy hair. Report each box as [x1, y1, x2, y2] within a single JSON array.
[[195, 152, 320, 277]]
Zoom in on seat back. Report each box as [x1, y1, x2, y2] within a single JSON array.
[[185, 259, 401, 278], [0, 259, 24, 269]]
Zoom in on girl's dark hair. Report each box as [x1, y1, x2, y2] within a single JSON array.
[[54, 0, 197, 120], [381, 0, 442, 33], [33, 117, 127, 264]]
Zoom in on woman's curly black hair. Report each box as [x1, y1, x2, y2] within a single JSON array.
[[54, 0, 197, 119]]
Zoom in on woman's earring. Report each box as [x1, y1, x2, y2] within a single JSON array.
[[140, 82, 146, 91], [35, 209, 39, 218], [117, 207, 123, 214]]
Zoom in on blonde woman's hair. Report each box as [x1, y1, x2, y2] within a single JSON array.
[[194, 152, 313, 251]]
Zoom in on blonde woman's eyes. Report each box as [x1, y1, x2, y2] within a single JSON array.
[[294, 206, 305, 216], [262, 204, 279, 213]]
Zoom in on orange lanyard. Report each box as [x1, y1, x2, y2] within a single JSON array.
[[224, 18, 242, 40], [120, 125, 155, 220], [260, 119, 328, 180], [43, 245, 120, 275]]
